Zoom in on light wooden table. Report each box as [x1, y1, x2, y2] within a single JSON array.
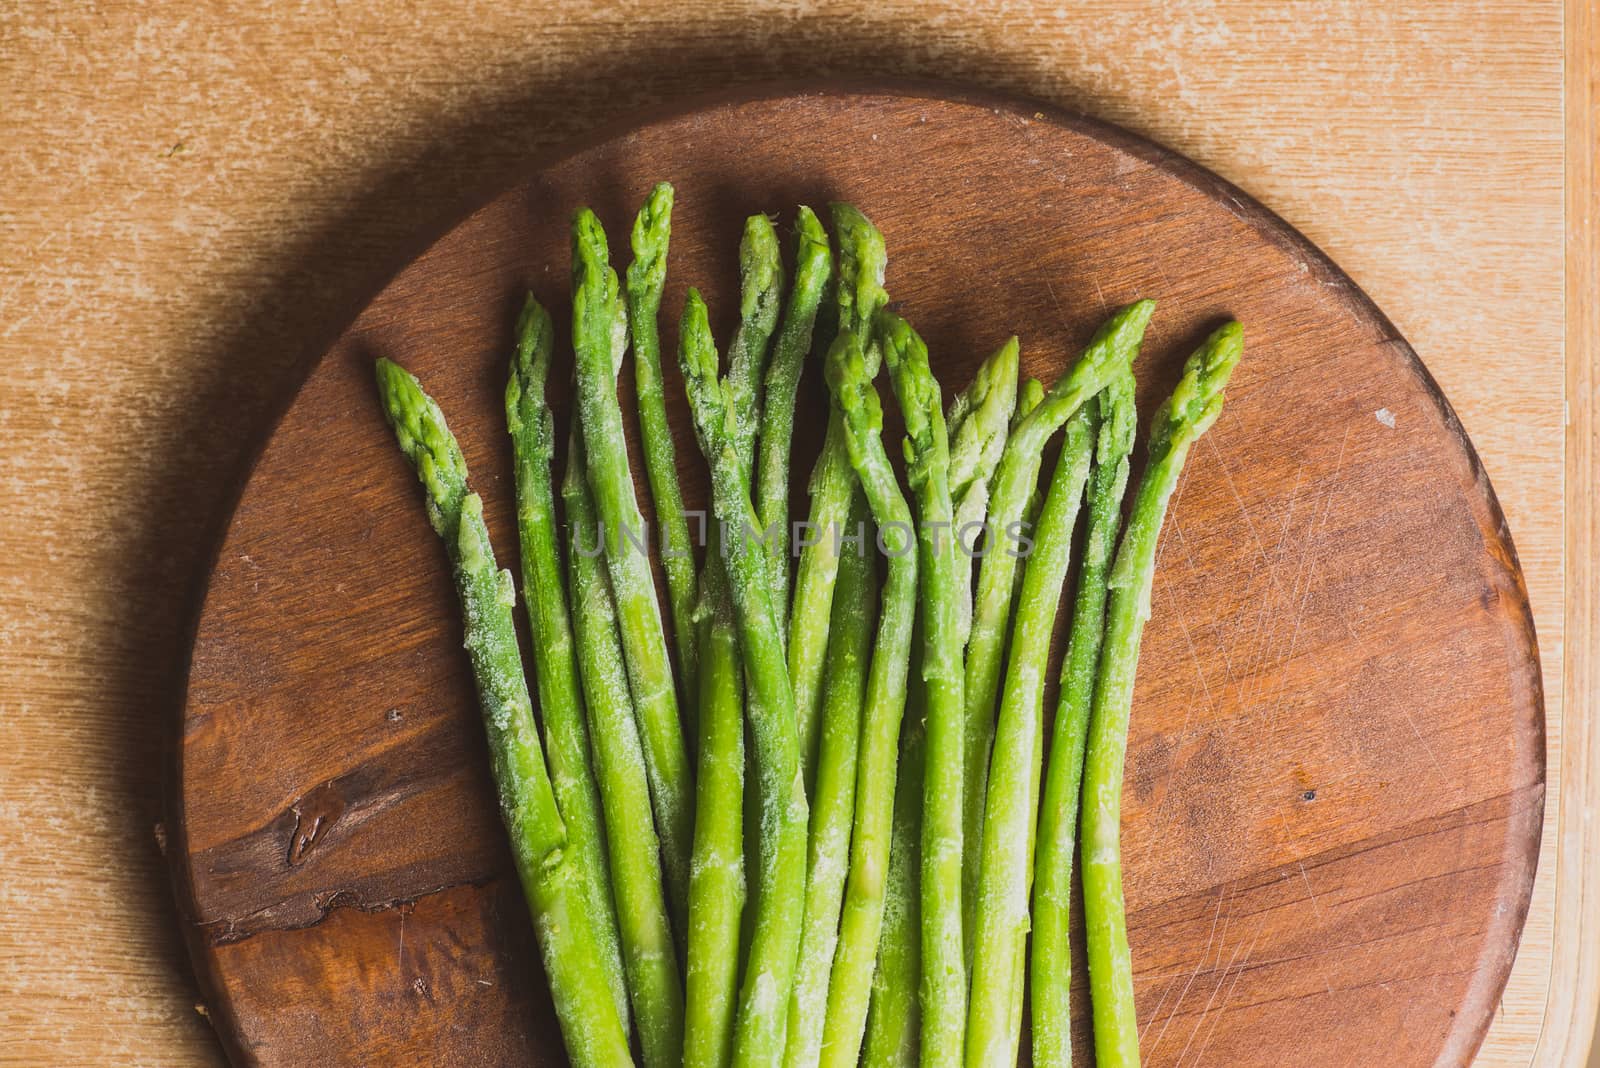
[[1, 2, 1592, 1064]]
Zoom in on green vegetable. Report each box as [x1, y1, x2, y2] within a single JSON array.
[[505, 296, 630, 1032], [788, 204, 888, 787], [965, 405, 1096, 1066], [960, 302, 1153, 950], [726, 214, 786, 477], [874, 309, 966, 1068], [947, 342, 1023, 944], [947, 338, 1021, 649], [815, 333, 920, 1068], [682, 534, 746, 1068], [571, 208, 694, 926], [756, 207, 834, 615], [624, 183, 700, 712], [1082, 322, 1242, 1068], [785, 495, 874, 1068], [1031, 374, 1136, 1068], [863, 348, 1022, 1067], [678, 289, 811, 1068], [559, 421, 686, 1068], [860, 707, 922, 1068], [375, 358, 633, 1068]]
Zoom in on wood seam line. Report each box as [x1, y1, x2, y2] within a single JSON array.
[[1533, 0, 1600, 1063]]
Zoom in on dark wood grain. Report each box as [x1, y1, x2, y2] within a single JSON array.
[[170, 83, 1544, 1066]]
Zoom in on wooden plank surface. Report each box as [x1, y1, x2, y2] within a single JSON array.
[[0, 2, 1578, 1065]]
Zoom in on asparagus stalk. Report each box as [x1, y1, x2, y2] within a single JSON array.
[[571, 208, 694, 925], [558, 421, 686, 1068], [624, 183, 700, 709], [682, 529, 746, 1068], [1082, 323, 1243, 1068], [785, 495, 875, 1068], [374, 359, 633, 1068], [861, 707, 923, 1068], [947, 338, 1020, 651], [949, 347, 1026, 945], [788, 204, 887, 786], [505, 296, 630, 1031], [864, 353, 1026, 1067], [1016, 376, 1046, 428], [756, 207, 834, 614], [1031, 374, 1137, 1068], [965, 405, 1097, 1066], [960, 303, 1153, 946], [874, 309, 967, 1068], [814, 333, 920, 1068], [726, 214, 786, 478], [678, 289, 811, 1067], [725, 213, 789, 974]]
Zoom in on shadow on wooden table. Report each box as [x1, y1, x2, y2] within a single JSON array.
[[135, 26, 1146, 1060]]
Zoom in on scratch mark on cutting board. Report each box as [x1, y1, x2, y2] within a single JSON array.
[[1174, 922, 1256, 1066], [1249, 426, 1350, 713], [1207, 435, 1287, 601], [1149, 883, 1236, 1059], [1297, 860, 1325, 922], [1181, 919, 1267, 1067], [1142, 885, 1227, 1043]]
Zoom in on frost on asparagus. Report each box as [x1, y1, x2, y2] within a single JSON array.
[[624, 182, 701, 707], [571, 206, 694, 930], [726, 213, 785, 476], [946, 337, 1020, 649], [966, 404, 1095, 1067], [1081, 322, 1242, 1068], [873, 309, 967, 1068], [756, 206, 833, 613], [784, 523, 873, 1068], [815, 332, 920, 1068], [506, 293, 631, 1034], [1030, 372, 1136, 1068], [788, 203, 888, 788], [959, 301, 1153, 962], [375, 359, 631, 1067], [678, 288, 810, 1068]]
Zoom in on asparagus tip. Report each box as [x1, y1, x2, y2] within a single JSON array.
[[1154, 320, 1243, 452], [739, 214, 785, 323]]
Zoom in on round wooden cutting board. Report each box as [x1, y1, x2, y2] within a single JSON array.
[[171, 83, 1544, 1066]]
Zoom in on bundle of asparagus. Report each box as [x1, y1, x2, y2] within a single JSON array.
[[375, 185, 1241, 1068]]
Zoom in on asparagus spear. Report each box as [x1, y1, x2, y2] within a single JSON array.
[[559, 421, 686, 1068], [864, 354, 1026, 1067], [505, 296, 630, 1032], [624, 183, 700, 709], [682, 529, 746, 1068], [861, 707, 922, 1068], [727, 214, 786, 478], [965, 405, 1097, 1066], [788, 204, 888, 786], [374, 359, 633, 1068], [1082, 323, 1243, 1068], [756, 208, 834, 614], [960, 302, 1154, 946], [725, 213, 789, 973], [784, 496, 875, 1068], [1031, 374, 1136, 1068], [571, 208, 694, 925], [678, 289, 811, 1067], [947, 338, 1020, 650], [948, 346, 1026, 945], [814, 333, 920, 1068], [874, 309, 967, 1068]]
